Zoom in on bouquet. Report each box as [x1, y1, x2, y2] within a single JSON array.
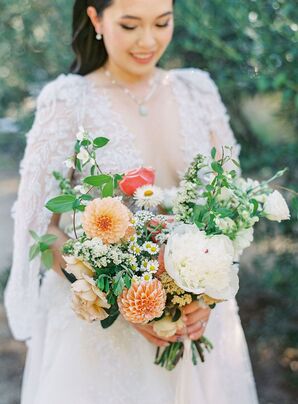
[[29, 128, 290, 371]]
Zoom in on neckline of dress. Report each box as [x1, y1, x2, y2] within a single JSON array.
[[79, 69, 189, 182]]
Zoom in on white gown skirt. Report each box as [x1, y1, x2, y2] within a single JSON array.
[[21, 270, 259, 404]]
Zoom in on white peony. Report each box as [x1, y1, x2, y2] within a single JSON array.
[[233, 228, 254, 260], [164, 224, 239, 300], [153, 315, 184, 338], [263, 190, 290, 222]]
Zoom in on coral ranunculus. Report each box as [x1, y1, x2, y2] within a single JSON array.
[[119, 167, 155, 196], [82, 197, 132, 244], [118, 279, 166, 324]]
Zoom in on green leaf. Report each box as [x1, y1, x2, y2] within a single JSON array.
[[45, 195, 76, 213], [211, 147, 216, 159], [211, 161, 223, 175], [61, 268, 77, 283], [75, 141, 80, 153], [232, 159, 240, 168], [29, 230, 40, 242], [124, 273, 131, 289], [76, 205, 86, 212], [250, 199, 259, 215], [80, 194, 93, 201], [75, 158, 82, 172], [83, 174, 112, 187], [39, 242, 50, 252], [72, 198, 82, 210], [113, 173, 123, 189], [40, 234, 58, 245], [93, 137, 110, 148], [81, 139, 91, 147], [113, 277, 124, 296], [41, 249, 54, 269], [172, 308, 182, 322], [206, 184, 214, 193], [29, 243, 40, 261], [101, 309, 119, 329], [102, 178, 114, 197]]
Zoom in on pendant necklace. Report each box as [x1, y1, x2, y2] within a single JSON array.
[[104, 68, 161, 117]]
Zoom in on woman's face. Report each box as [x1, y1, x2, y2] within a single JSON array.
[[96, 0, 174, 78]]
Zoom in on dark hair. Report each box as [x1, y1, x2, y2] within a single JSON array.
[[70, 0, 175, 76]]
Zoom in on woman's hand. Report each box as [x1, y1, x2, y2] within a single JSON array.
[[181, 301, 211, 340], [131, 323, 180, 347]]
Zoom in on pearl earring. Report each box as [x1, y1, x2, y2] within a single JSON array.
[[96, 33, 102, 41]]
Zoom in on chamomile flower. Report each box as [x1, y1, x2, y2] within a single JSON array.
[[147, 260, 159, 274], [128, 234, 138, 243], [142, 272, 153, 282], [128, 242, 142, 255], [128, 256, 138, 272], [141, 259, 150, 272], [142, 241, 160, 255], [134, 185, 163, 209]]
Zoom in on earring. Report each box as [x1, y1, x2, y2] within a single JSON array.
[[96, 33, 102, 41]]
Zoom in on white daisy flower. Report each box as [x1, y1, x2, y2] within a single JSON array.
[[132, 275, 141, 283], [142, 241, 160, 255], [128, 234, 138, 243], [134, 185, 163, 209], [140, 259, 149, 272], [147, 260, 159, 274], [128, 242, 142, 255], [142, 272, 153, 282]]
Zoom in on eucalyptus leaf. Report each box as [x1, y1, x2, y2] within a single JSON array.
[[83, 174, 111, 187], [93, 137, 110, 148], [29, 229, 40, 242], [40, 234, 58, 245], [41, 249, 54, 269], [29, 243, 40, 261], [46, 195, 76, 213], [102, 178, 114, 198]]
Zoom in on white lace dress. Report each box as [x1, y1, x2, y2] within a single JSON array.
[[5, 68, 259, 404]]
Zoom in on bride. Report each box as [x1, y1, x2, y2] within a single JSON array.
[[5, 0, 259, 403]]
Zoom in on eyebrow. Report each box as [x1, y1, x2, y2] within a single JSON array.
[[120, 11, 173, 20]]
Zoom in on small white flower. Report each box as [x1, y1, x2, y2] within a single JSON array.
[[140, 259, 149, 272], [134, 185, 163, 209], [64, 157, 75, 169], [76, 126, 87, 141], [142, 272, 153, 282], [142, 241, 160, 255], [77, 148, 90, 164], [128, 242, 142, 255], [263, 190, 290, 222], [74, 184, 89, 195], [215, 217, 236, 232], [147, 260, 159, 274]]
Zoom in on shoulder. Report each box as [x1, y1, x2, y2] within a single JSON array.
[[37, 73, 86, 109], [170, 67, 219, 96]]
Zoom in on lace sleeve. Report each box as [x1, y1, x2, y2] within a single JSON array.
[[4, 75, 81, 341]]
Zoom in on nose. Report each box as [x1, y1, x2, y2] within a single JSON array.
[[137, 28, 157, 49]]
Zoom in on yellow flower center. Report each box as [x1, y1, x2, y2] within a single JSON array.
[[96, 215, 113, 231], [144, 190, 154, 197]]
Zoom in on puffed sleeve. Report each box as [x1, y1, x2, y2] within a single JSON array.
[[4, 74, 83, 341]]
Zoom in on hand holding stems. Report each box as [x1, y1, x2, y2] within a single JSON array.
[[132, 301, 211, 347]]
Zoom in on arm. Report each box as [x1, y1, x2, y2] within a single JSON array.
[[4, 76, 79, 341]]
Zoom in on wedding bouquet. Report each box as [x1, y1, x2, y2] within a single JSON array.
[[29, 128, 290, 371]]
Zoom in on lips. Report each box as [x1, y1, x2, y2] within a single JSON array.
[[130, 52, 155, 64]]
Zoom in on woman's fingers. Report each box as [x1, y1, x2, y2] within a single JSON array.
[[184, 307, 211, 326], [186, 317, 209, 336], [182, 300, 201, 315]]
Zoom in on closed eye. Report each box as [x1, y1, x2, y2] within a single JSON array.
[[120, 21, 171, 31]]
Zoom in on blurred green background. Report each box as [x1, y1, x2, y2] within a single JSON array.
[[0, 0, 297, 403]]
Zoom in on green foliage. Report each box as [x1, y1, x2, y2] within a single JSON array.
[[28, 230, 57, 269]]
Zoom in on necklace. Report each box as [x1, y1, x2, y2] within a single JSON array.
[[104, 68, 161, 117]]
